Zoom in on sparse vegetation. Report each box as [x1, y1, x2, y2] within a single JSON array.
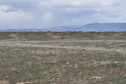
[[0, 32, 126, 84]]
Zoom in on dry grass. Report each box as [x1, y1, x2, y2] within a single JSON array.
[[0, 32, 126, 84]]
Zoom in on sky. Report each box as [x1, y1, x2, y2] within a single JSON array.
[[0, 0, 126, 29]]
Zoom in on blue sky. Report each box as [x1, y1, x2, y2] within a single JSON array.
[[0, 0, 126, 29]]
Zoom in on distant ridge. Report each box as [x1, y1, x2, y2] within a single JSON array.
[[81, 23, 126, 31], [0, 23, 126, 32]]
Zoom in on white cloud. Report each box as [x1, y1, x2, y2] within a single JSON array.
[[0, 5, 10, 12], [0, 0, 126, 28], [0, 5, 34, 28]]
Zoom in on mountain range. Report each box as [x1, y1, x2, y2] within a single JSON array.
[[0, 23, 126, 32]]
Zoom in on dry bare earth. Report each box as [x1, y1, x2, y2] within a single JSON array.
[[0, 32, 126, 84], [0, 80, 9, 84]]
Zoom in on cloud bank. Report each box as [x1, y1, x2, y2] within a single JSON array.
[[0, 0, 126, 29]]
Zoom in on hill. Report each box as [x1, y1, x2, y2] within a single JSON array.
[[81, 23, 126, 31], [0, 23, 126, 32]]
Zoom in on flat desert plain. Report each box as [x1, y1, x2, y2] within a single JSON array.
[[0, 32, 126, 84]]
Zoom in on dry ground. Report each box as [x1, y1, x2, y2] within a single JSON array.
[[0, 32, 126, 84]]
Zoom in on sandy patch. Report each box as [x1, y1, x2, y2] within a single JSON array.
[[0, 80, 9, 84]]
